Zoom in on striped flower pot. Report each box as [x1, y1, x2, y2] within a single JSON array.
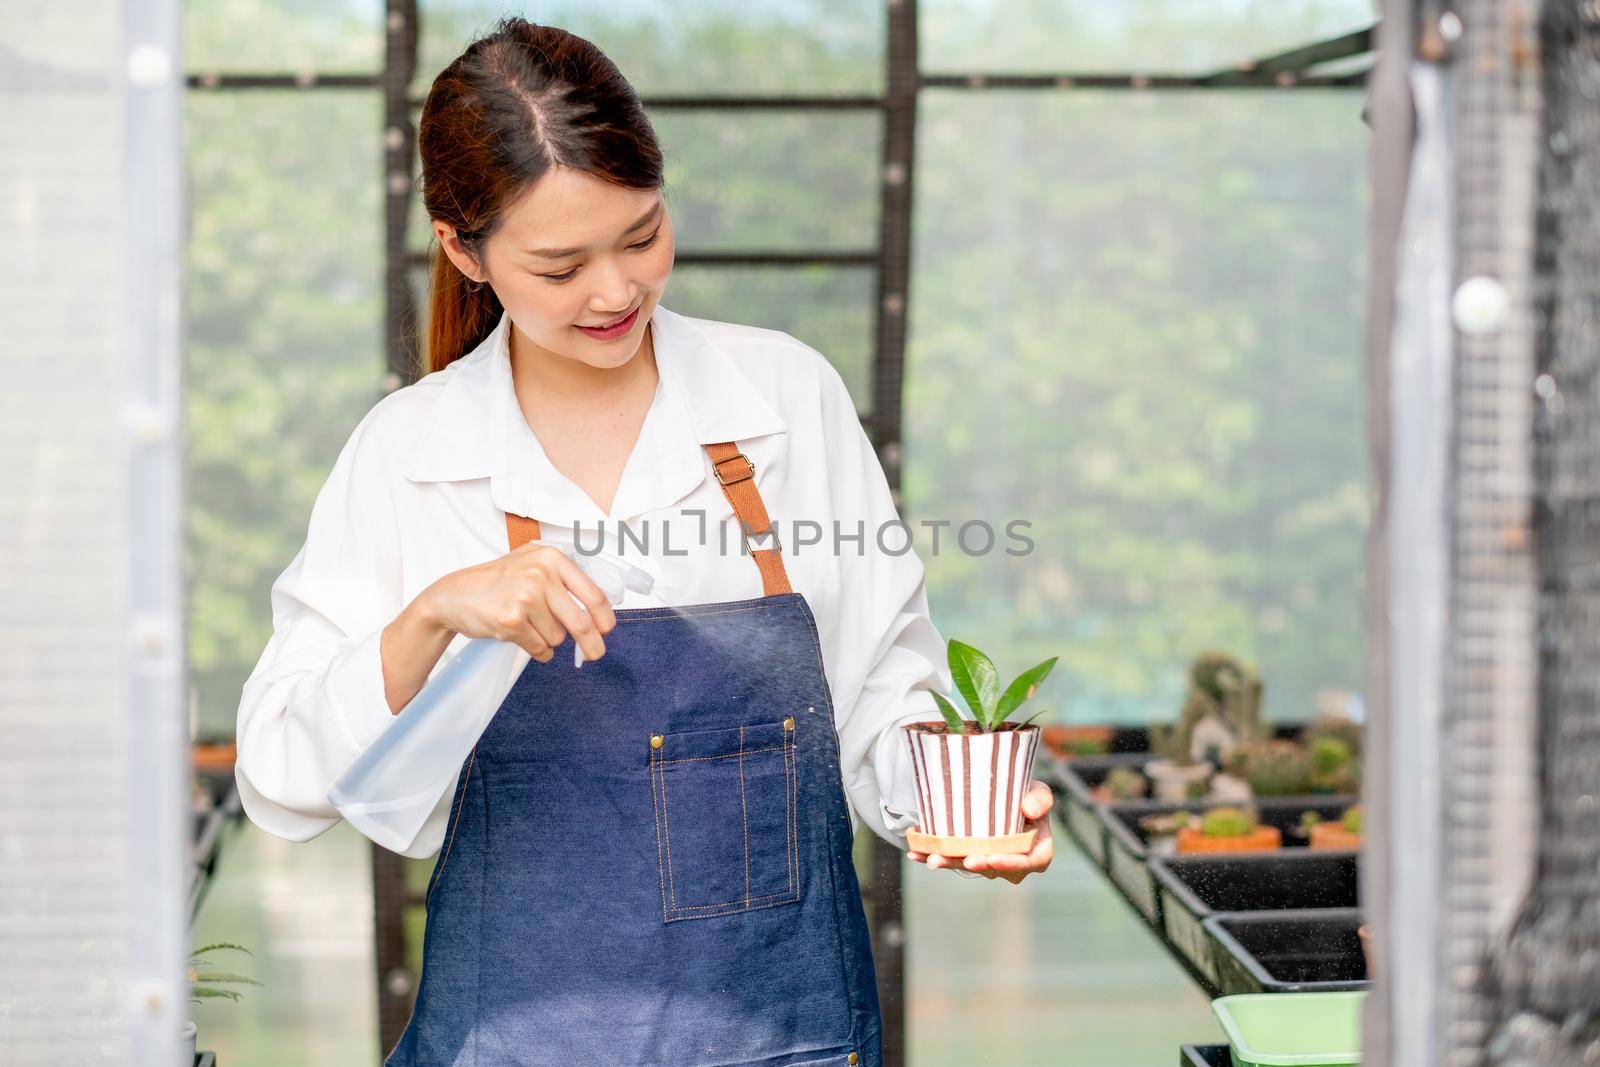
[[901, 722, 1041, 856]]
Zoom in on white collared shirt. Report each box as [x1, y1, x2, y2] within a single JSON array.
[[234, 303, 966, 865]]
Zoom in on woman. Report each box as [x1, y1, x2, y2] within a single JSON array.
[[235, 17, 1053, 1066]]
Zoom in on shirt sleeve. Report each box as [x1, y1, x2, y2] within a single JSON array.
[[809, 358, 981, 877], [233, 402, 453, 859]]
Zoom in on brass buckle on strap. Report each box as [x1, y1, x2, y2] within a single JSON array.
[[713, 453, 756, 486]]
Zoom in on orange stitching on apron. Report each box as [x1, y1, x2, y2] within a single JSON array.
[[614, 603, 778, 623], [650, 746, 668, 924], [739, 725, 751, 907], [653, 745, 786, 765], [652, 726, 803, 919], [661, 749, 680, 908], [787, 722, 798, 896]]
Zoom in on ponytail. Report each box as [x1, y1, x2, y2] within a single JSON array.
[[425, 245, 503, 375]]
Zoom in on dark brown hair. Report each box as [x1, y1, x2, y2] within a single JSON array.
[[418, 18, 665, 373]]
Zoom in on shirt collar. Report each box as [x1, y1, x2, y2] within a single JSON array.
[[404, 302, 786, 528]]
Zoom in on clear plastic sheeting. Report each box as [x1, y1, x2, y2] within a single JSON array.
[[1487, 2, 1600, 1063], [1383, 55, 1455, 1067]]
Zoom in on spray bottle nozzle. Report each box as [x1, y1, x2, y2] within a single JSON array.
[[527, 538, 655, 667]]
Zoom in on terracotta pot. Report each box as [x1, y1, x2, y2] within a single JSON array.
[[1040, 724, 1113, 757], [1358, 923, 1373, 973], [1310, 822, 1364, 851], [1175, 824, 1283, 854], [901, 721, 1040, 856], [191, 741, 237, 773]]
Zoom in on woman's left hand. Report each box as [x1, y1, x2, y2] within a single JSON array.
[[906, 779, 1055, 884]]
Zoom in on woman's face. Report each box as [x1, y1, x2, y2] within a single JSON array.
[[433, 166, 675, 370]]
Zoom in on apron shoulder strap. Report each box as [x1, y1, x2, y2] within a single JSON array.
[[703, 441, 792, 596], [502, 442, 793, 597]]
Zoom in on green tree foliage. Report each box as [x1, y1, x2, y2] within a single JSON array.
[[186, 1, 1369, 747]]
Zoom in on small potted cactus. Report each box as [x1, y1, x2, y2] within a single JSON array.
[[1306, 804, 1365, 850], [1298, 711, 1364, 756], [1091, 765, 1149, 803], [1175, 806, 1283, 854], [902, 638, 1057, 857], [1228, 738, 1314, 797], [1144, 739, 1214, 803], [1307, 736, 1361, 794], [1146, 652, 1267, 801]]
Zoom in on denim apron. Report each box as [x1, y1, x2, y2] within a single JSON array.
[[384, 442, 883, 1067]]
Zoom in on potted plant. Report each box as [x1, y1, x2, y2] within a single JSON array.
[[1307, 736, 1361, 794], [1175, 806, 1283, 854], [187, 941, 261, 1062], [1298, 711, 1363, 757], [1146, 652, 1268, 801], [1145, 729, 1215, 802], [1091, 765, 1149, 803], [1227, 738, 1314, 797], [1306, 805, 1365, 851], [902, 639, 1057, 856], [1137, 809, 1197, 856]]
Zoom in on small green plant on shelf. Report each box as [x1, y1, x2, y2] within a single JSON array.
[[1298, 712, 1364, 757], [1104, 766, 1149, 800], [930, 639, 1058, 735], [1342, 805, 1364, 835], [1308, 736, 1361, 794], [1229, 738, 1314, 796], [188, 942, 262, 1005], [1199, 806, 1260, 838]]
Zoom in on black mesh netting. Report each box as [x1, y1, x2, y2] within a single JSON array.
[[1487, 1, 1600, 1062]]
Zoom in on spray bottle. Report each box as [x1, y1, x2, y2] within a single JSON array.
[[328, 539, 654, 853]]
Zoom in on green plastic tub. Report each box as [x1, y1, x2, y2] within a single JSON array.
[[1211, 991, 1365, 1067]]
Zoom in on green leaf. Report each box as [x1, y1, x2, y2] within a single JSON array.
[[193, 973, 263, 987], [192, 942, 252, 958], [931, 691, 968, 735], [994, 656, 1059, 724], [947, 640, 1000, 726], [1014, 707, 1051, 731], [190, 987, 242, 1001]]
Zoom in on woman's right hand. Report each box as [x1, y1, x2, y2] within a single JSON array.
[[418, 542, 617, 663]]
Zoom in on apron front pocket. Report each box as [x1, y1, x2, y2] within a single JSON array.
[[648, 718, 801, 922]]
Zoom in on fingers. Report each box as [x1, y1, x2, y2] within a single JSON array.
[[513, 638, 552, 662], [1021, 780, 1054, 821], [550, 553, 615, 659], [520, 593, 569, 659], [545, 582, 607, 664], [516, 548, 580, 660], [906, 784, 1059, 882], [965, 822, 1055, 883]]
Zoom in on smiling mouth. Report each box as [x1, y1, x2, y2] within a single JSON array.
[[581, 301, 641, 329]]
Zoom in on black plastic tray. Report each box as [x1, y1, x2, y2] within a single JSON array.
[[1100, 796, 1357, 926], [1042, 752, 1149, 868], [1205, 908, 1369, 996], [1149, 851, 1361, 989], [1179, 1046, 1230, 1067]]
